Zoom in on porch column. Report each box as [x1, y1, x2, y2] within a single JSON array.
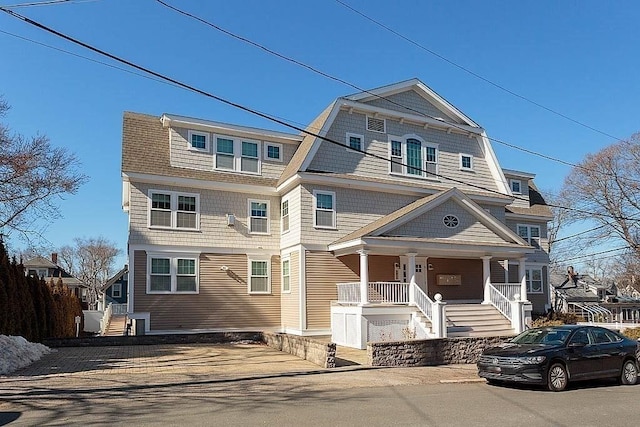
[[358, 249, 369, 305], [407, 252, 417, 305], [482, 256, 492, 304], [519, 257, 528, 302]]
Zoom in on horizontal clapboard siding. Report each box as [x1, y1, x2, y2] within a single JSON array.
[[134, 251, 281, 331], [305, 251, 359, 330]]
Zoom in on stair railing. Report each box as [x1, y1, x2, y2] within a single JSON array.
[[487, 283, 512, 322]]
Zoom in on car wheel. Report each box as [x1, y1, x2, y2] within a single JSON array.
[[547, 363, 568, 392], [620, 360, 638, 385]]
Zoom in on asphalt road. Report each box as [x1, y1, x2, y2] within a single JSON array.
[[1, 344, 638, 426]]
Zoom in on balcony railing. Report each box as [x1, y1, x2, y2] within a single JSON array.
[[492, 283, 521, 301]]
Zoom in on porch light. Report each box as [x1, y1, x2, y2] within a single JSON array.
[[220, 265, 229, 271]]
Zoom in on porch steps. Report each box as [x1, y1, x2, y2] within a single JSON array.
[[103, 314, 127, 336], [412, 312, 433, 338], [446, 304, 515, 338]]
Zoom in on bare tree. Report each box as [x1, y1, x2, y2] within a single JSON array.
[[0, 97, 87, 242], [560, 132, 640, 268], [58, 237, 120, 310], [544, 190, 574, 273]]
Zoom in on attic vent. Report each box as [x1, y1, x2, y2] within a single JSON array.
[[366, 116, 386, 133], [443, 215, 459, 228]]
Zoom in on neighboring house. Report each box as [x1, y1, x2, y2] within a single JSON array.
[[99, 265, 128, 314], [552, 272, 640, 324], [121, 78, 552, 347], [23, 253, 88, 309]]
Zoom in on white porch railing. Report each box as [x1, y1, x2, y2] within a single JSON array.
[[111, 303, 128, 315], [487, 283, 512, 321], [413, 285, 433, 321], [99, 303, 113, 336], [492, 283, 521, 301], [336, 282, 410, 304]]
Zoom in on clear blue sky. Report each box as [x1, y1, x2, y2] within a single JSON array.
[[1, 0, 639, 268]]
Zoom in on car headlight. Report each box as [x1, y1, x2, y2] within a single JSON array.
[[519, 356, 546, 364]]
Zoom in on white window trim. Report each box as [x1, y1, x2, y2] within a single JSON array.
[[526, 267, 544, 294], [146, 252, 200, 294], [248, 256, 271, 295], [313, 190, 337, 230], [459, 153, 474, 171], [366, 115, 386, 133], [148, 189, 200, 231], [111, 283, 122, 298], [248, 199, 270, 235], [187, 130, 209, 153], [510, 179, 522, 194], [264, 142, 283, 162], [282, 257, 291, 294], [281, 196, 290, 235], [345, 132, 364, 153], [517, 224, 541, 250], [214, 134, 262, 175], [387, 135, 439, 181]]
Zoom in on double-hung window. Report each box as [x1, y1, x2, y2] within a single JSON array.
[[281, 199, 289, 233], [313, 190, 336, 229], [517, 224, 541, 249], [188, 130, 209, 151], [241, 141, 259, 173], [215, 135, 262, 174], [282, 259, 290, 293], [388, 136, 438, 179], [248, 258, 270, 294], [149, 190, 200, 230], [510, 179, 522, 194], [112, 283, 122, 298], [249, 200, 269, 234], [148, 254, 199, 294], [526, 268, 543, 294]]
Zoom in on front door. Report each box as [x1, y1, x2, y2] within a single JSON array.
[[397, 257, 427, 292]]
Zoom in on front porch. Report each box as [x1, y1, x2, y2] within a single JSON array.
[[332, 279, 531, 349]]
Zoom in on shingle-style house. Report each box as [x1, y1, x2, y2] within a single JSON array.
[[23, 253, 88, 309], [122, 79, 552, 348], [99, 265, 128, 314]]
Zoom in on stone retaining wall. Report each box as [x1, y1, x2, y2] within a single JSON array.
[[263, 332, 336, 368], [368, 336, 511, 367], [43, 332, 263, 348]]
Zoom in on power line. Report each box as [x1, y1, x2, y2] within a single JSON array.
[[154, 0, 640, 186], [1, 7, 638, 223], [1, 0, 98, 8], [334, 0, 622, 142], [560, 246, 631, 263]]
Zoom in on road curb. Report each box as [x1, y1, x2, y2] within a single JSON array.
[[439, 378, 486, 384]]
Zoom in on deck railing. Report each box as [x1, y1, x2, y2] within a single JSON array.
[[487, 283, 512, 321], [99, 303, 113, 336], [111, 303, 128, 315], [336, 282, 409, 304]]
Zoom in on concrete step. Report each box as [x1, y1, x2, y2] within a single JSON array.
[[445, 304, 515, 338]]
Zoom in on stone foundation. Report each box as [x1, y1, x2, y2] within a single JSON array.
[[368, 336, 511, 367], [263, 332, 336, 368]]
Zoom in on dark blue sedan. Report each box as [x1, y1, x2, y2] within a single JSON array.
[[477, 325, 639, 391]]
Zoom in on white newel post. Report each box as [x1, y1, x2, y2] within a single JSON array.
[[510, 293, 525, 333], [432, 293, 447, 338], [482, 256, 492, 304], [406, 252, 417, 305], [519, 258, 528, 302], [358, 249, 369, 305]]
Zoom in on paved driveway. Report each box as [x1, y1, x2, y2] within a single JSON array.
[[0, 343, 479, 426]]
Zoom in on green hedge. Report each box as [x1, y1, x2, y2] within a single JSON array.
[[0, 240, 83, 341]]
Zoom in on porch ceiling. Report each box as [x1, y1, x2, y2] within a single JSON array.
[[329, 236, 535, 259]]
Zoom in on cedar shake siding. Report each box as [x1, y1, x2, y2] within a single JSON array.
[[280, 251, 299, 330], [134, 251, 281, 331], [305, 251, 359, 330]]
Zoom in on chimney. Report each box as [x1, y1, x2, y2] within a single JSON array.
[[51, 252, 58, 264]]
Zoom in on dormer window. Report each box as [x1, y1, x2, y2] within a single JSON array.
[[389, 136, 438, 179], [460, 154, 473, 171], [188, 130, 209, 152], [214, 135, 261, 175], [510, 179, 522, 194]]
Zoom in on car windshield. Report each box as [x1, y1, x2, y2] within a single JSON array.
[[510, 328, 571, 345]]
